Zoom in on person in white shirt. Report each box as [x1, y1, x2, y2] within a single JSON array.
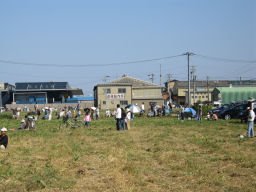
[[126, 108, 131, 130], [105, 109, 110, 118], [96, 108, 100, 120], [247, 107, 255, 138], [140, 102, 145, 116], [116, 104, 122, 130]]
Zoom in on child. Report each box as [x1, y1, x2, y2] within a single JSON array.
[[84, 112, 91, 127], [207, 112, 210, 121]]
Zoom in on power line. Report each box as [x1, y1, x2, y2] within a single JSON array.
[[195, 54, 256, 64], [0, 54, 183, 68]]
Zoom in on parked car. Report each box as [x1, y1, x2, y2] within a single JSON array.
[[238, 108, 256, 123], [208, 104, 232, 116], [218, 103, 249, 120]]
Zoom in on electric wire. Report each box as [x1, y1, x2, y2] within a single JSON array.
[[0, 54, 183, 68], [195, 54, 256, 64]]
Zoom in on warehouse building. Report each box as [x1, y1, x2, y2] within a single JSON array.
[[165, 80, 256, 105], [212, 87, 256, 104], [13, 82, 83, 104], [94, 75, 164, 110], [0, 82, 15, 107]]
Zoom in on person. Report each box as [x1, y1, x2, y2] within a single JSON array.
[[66, 110, 72, 119], [91, 110, 95, 120], [116, 104, 122, 130], [247, 107, 255, 138], [24, 115, 36, 130], [120, 108, 127, 130], [96, 108, 100, 120], [212, 113, 218, 121], [105, 109, 110, 118], [36, 108, 41, 116], [84, 111, 91, 127], [42, 108, 49, 120], [34, 103, 39, 111], [58, 110, 65, 119], [11, 119, 26, 131], [198, 105, 202, 122], [162, 104, 166, 116], [77, 103, 80, 111], [180, 106, 185, 121], [168, 101, 172, 111], [112, 110, 116, 117], [0, 128, 8, 149], [126, 108, 131, 130], [48, 108, 53, 120], [140, 102, 145, 116], [75, 110, 81, 118], [207, 112, 210, 121]]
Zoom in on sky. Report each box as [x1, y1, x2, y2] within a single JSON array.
[[0, 0, 255, 96]]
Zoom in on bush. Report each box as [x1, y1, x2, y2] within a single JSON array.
[[193, 101, 212, 116], [0, 113, 13, 119]]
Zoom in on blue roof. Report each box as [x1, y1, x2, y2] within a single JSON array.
[[67, 97, 94, 101]]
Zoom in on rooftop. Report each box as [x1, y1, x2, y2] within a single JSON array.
[[170, 80, 256, 89], [111, 75, 161, 87]]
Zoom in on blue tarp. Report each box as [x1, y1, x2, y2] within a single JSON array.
[[184, 108, 197, 115]]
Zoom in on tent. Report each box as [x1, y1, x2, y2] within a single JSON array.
[[125, 104, 141, 113], [184, 108, 197, 115]]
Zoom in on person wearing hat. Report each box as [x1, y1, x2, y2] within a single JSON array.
[[0, 128, 8, 149], [247, 107, 255, 138]]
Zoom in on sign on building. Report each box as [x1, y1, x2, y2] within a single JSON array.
[[107, 94, 125, 99]]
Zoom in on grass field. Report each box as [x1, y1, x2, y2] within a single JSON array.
[[0, 112, 256, 192]]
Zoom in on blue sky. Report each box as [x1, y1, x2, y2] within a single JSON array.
[[0, 0, 255, 95]]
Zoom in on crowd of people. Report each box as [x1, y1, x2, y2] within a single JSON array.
[[1, 102, 255, 151]]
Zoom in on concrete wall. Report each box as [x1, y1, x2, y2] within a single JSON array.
[[96, 86, 132, 109], [5, 101, 94, 111], [132, 87, 162, 99]]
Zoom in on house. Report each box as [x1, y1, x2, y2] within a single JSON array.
[[94, 75, 164, 110]]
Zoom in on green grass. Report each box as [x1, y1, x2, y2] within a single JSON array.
[[0, 112, 256, 191]]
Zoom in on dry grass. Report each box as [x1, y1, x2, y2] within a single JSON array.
[[0, 113, 256, 192]]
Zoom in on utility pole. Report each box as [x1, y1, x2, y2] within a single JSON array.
[[191, 66, 196, 105], [148, 74, 155, 84], [160, 64, 162, 86], [166, 73, 172, 82], [207, 76, 210, 104], [183, 52, 194, 108], [193, 75, 197, 105]]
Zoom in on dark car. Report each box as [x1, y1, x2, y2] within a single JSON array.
[[209, 104, 231, 116], [238, 108, 256, 123], [218, 103, 249, 120]]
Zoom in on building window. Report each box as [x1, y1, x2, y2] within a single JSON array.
[[120, 100, 128, 105], [103, 88, 111, 94], [103, 101, 106, 105], [118, 88, 126, 93], [202, 96, 205, 98]]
